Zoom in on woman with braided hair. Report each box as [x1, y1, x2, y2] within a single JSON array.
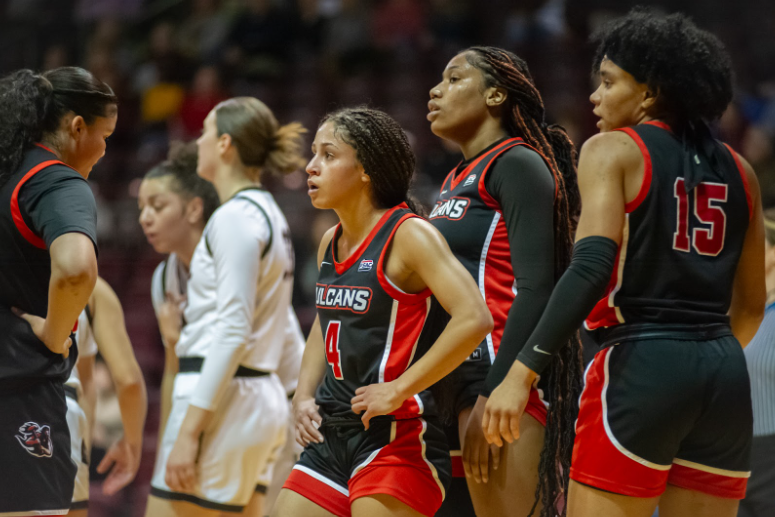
[[272, 107, 493, 517], [0, 66, 116, 515], [427, 46, 582, 517], [486, 8, 764, 517]]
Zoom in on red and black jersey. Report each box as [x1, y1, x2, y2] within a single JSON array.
[[0, 144, 97, 382], [585, 121, 752, 332], [428, 138, 542, 364], [315, 204, 435, 420]]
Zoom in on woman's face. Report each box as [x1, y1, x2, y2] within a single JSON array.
[[306, 121, 368, 210], [68, 110, 118, 177], [428, 52, 491, 144], [196, 109, 220, 182], [138, 176, 197, 255], [589, 58, 652, 132]]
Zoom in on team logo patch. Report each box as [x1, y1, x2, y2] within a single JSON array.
[[429, 197, 470, 220], [16, 422, 53, 458], [464, 174, 477, 186], [358, 259, 373, 272]]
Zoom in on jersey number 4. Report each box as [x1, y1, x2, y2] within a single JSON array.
[[325, 321, 344, 380], [673, 178, 728, 256]]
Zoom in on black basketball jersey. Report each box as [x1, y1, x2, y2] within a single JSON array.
[[585, 121, 752, 331], [0, 144, 91, 382], [315, 204, 435, 420], [429, 138, 546, 363]]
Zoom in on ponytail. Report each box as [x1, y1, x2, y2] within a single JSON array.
[[214, 97, 307, 178], [0, 66, 116, 187], [0, 70, 54, 185], [265, 121, 307, 175]]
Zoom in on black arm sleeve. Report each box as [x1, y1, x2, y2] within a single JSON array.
[[19, 166, 98, 251], [514, 236, 618, 375], [482, 146, 556, 396]]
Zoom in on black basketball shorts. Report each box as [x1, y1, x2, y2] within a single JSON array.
[[283, 416, 451, 517], [0, 378, 76, 515], [571, 335, 752, 499]]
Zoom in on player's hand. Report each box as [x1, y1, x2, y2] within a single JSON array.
[[12, 308, 72, 358], [461, 396, 501, 483], [351, 381, 404, 430], [158, 293, 185, 347], [165, 431, 200, 493], [482, 362, 536, 446], [292, 395, 323, 446], [97, 437, 142, 495]]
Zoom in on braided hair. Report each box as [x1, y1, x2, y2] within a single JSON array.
[[465, 46, 583, 517], [321, 106, 422, 214], [0, 66, 117, 187]]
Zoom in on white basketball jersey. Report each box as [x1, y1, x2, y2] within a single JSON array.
[[170, 189, 303, 385]]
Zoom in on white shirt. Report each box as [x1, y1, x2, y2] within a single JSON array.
[[172, 189, 302, 409]]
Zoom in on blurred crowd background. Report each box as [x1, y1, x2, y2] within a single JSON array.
[[1, 0, 774, 514]]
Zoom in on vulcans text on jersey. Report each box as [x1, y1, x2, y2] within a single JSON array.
[[316, 283, 373, 313]]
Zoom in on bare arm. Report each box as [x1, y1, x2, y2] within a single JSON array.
[[352, 219, 493, 427], [159, 341, 179, 439], [729, 155, 766, 347], [77, 354, 97, 430], [91, 277, 148, 495], [293, 226, 337, 445], [29, 233, 98, 355]]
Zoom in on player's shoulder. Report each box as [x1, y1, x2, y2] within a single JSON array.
[[580, 130, 642, 171]]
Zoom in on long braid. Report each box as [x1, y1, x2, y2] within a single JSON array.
[[322, 106, 424, 215], [466, 46, 584, 517]]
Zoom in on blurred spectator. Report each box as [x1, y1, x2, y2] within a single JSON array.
[[75, 0, 142, 22], [134, 23, 188, 124], [223, 0, 294, 78], [322, 0, 375, 76], [177, 0, 232, 63], [427, 0, 474, 51], [293, 0, 328, 54], [372, 0, 429, 51], [172, 65, 228, 140], [41, 44, 70, 70]]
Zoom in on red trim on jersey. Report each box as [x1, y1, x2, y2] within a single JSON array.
[[333, 204, 407, 275], [11, 159, 68, 249], [440, 168, 457, 194], [667, 463, 748, 500], [451, 454, 465, 478], [449, 139, 521, 191], [383, 302, 427, 383], [722, 143, 753, 221], [350, 419, 445, 517], [35, 143, 57, 155], [644, 120, 672, 132], [583, 244, 623, 331], [616, 127, 653, 213], [283, 469, 350, 517], [570, 348, 670, 498], [376, 214, 432, 304]]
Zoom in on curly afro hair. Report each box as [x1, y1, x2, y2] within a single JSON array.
[[592, 7, 733, 125]]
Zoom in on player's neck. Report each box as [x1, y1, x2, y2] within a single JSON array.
[[459, 121, 508, 161], [213, 170, 260, 203], [176, 229, 201, 270], [334, 197, 386, 255]]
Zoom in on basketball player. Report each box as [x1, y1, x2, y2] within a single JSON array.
[[427, 46, 582, 517], [66, 277, 147, 516], [145, 98, 306, 517], [138, 142, 303, 512], [271, 107, 494, 517], [482, 9, 765, 517], [0, 67, 116, 515]]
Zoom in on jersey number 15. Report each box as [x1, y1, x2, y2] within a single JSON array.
[[673, 178, 728, 256]]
